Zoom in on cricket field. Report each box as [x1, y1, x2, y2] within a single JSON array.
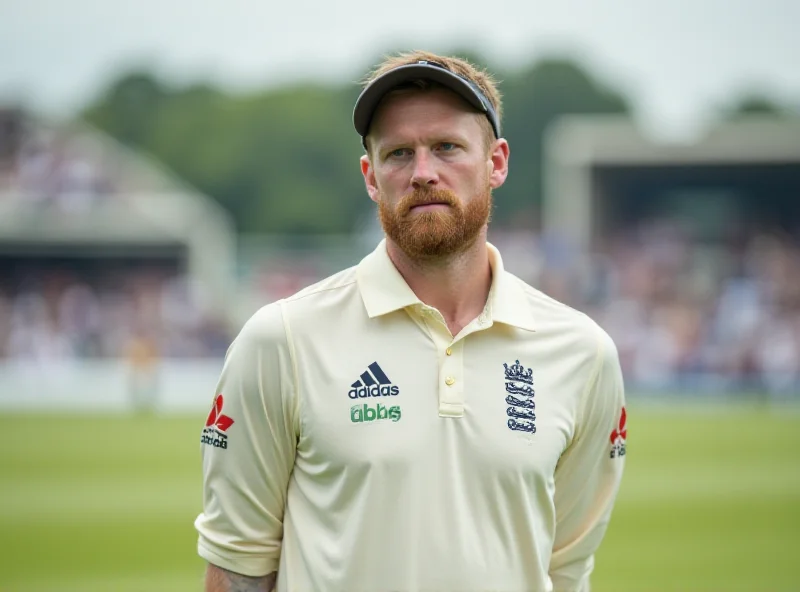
[[1, 403, 798, 591]]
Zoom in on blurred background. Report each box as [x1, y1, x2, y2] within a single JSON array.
[[1, 0, 798, 590]]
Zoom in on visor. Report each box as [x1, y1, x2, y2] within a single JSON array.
[[353, 60, 501, 146]]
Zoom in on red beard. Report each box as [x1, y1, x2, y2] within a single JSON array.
[[377, 185, 492, 260]]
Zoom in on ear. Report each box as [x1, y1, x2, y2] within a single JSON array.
[[487, 139, 510, 190], [361, 154, 380, 204]]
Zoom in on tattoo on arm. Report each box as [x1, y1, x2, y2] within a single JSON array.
[[205, 563, 277, 592]]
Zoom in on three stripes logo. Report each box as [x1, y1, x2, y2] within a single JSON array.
[[348, 362, 399, 399]]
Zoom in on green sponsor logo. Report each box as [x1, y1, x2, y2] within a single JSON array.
[[350, 403, 402, 423]]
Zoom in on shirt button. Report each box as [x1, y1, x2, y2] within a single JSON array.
[[445, 376, 455, 386], [445, 347, 452, 356]]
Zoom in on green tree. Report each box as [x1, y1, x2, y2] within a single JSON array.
[[726, 93, 787, 116], [87, 72, 169, 147], [498, 58, 630, 228]]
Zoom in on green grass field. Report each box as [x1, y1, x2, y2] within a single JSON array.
[[1, 405, 798, 591]]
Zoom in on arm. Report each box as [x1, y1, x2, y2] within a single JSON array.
[[549, 327, 626, 592], [205, 564, 277, 592], [195, 302, 299, 581]]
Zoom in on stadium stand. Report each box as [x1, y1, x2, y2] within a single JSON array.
[[542, 115, 800, 394], [0, 107, 237, 362]]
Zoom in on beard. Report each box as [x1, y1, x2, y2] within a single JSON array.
[[377, 184, 493, 261]]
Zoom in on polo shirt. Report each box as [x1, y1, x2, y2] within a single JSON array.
[[195, 239, 626, 592]]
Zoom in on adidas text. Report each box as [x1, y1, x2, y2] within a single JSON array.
[[350, 403, 401, 423], [348, 384, 400, 399]]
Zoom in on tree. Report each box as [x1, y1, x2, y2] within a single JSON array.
[[726, 94, 787, 117], [86, 72, 169, 147], [497, 58, 631, 227]]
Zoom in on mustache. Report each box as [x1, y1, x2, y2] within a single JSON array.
[[399, 188, 459, 211]]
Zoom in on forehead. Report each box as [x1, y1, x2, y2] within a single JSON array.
[[369, 87, 484, 146]]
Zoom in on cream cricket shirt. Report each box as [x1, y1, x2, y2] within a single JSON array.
[[195, 240, 627, 592]]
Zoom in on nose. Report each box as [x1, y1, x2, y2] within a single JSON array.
[[410, 150, 439, 188]]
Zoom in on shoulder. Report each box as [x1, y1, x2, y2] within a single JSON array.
[[282, 265, 359, 307], [236, 266, 360, 343], [508, 271, 617, 358]]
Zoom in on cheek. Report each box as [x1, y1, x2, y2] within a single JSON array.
[[450, 158, 487, 184], [375, 171, 408, 199]]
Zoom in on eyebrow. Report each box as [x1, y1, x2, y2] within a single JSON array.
[[377, 133, 472, 153]]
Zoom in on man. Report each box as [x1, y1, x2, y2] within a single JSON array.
[[196, 50, 627, 592]]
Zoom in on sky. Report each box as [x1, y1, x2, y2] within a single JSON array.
[[1, 0, 798, 141]]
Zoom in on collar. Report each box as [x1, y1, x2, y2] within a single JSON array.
[[486, 243, 537, 332], [356, 239, 422, 317], [356, 239, 536, 332]]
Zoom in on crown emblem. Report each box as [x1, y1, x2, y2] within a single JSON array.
[[503, 360, 533, 385]]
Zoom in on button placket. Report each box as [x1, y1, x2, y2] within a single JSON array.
[[438, 338, 463, 416], [413, 304, 466, 417]]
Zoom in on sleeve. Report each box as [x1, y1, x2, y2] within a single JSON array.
[[549, 326, 627, 592], [194, 302, 299, 577]]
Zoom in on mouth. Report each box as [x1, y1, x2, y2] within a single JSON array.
[[409, 202, 451, 212]]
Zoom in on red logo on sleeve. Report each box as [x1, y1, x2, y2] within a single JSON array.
[[205, 393, 235, 432], [609, 406, 627, 459], [202, 394, 234, 450]]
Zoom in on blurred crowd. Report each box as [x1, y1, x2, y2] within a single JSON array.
[[0, 267, 231, 362], [1, 108, 230, 363], [0, 107, 115, 211], [537, 223, 800, 394]]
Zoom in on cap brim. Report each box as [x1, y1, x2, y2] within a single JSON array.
[[353, 63, 492, 139]]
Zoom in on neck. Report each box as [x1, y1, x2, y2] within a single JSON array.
[[386, 230, 492, 336]]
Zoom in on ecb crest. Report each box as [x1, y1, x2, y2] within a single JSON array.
[[503, 360, 536, 434]]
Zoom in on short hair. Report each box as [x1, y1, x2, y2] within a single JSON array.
[[362, 50, 503, 155]]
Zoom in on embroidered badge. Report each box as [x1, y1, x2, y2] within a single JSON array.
[[504, 360, 536, 433]]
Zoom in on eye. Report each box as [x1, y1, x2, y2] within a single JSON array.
[[387, 148, 411, 159], [437, 142, 457, 152]]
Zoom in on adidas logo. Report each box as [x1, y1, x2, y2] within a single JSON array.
[[348, 362, 399, 399]]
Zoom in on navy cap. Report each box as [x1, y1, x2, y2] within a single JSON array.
[[353, 60, 501, 145]]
